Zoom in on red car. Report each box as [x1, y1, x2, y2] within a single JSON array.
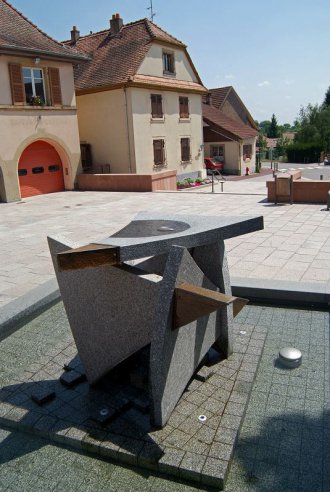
[[204, 157, 224, 172]]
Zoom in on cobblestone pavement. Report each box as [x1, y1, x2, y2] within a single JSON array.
[[1, 184, 330, 308], [0, 302, 329, 491]]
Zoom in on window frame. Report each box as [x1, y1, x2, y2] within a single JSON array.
[[243, 144, 253, 160], [180, 137, 191, 163], [151, 94, 164, 119], [179, 96, 189, 119], [22, 67, 46, 105], [162, 51, 175, 75], [153, 138, 166, 168]]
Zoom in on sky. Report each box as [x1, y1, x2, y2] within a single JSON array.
[[11, 0, 330, 124]]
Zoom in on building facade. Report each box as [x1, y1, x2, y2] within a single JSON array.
[[0, 0, 87, 202]]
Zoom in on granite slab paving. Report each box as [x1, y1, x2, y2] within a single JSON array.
[[1, 187, 330, 309], [0, 301, 266, 489], [0, 302, 329, 491]]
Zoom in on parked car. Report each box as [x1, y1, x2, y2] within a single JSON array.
[[204, 157, 224, 174]]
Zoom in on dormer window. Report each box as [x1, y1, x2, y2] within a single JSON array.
[[163, 51, 175, 75]]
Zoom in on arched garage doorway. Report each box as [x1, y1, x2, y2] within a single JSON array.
[[18, 141, 65, 198]]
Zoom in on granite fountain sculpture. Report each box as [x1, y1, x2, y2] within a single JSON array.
[[48, 211, 263, 427]]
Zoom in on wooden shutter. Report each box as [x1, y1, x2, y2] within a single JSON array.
[[151, 94, 163, 118], [49, 67, 62, 106], [181, 138, 190, 162], [153, 139, 165, 166], [8, 64, 25, 105], [179, 97, 189, 118]]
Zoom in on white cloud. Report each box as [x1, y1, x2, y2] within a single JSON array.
[[225, 74, 235, 79], [258, 80, 271, 87], [284, 79, 294, 85]]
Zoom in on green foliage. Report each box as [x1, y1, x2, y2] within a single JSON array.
[[286, 142, 323, 163], [258, 120, 271, 136], [294, 103, 330, 153], [268, 114, 280, 138], [323, 86, 330, 107]]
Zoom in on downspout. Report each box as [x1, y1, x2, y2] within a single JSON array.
[[124, 87, 132, 173], [238, 139, 242, 175]]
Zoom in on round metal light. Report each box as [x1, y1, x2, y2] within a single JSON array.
[[278, 347, 302, 368], [198, 415, 207, 422], [100, 408, 109, 416]]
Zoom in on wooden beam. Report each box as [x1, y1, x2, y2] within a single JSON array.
[[173, 282, 248, 329], [57, 243, 120, 271]]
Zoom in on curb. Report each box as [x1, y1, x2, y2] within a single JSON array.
[[1, 276, 329, 342], [0, 279, 60, 342]]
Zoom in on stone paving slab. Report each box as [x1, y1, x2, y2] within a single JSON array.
[[0, 302, 266, 490], [1, 187, 330, 309]]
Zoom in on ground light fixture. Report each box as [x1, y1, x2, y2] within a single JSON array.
[[278, 347, 302, 368]]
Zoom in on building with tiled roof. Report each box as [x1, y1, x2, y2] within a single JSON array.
[[67, 14, 207, 180], [0, 0, 89, 202], [203, 87, 259, 175]]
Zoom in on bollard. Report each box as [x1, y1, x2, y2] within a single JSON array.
[[320, 175, 323, 181], [211, 172, 214, 193]]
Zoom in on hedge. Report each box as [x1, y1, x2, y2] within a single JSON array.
[[286, 142, 322, 163]]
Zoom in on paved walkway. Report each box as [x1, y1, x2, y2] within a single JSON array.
[[1, 178, 330, 308], [0, 302, 328, 491]]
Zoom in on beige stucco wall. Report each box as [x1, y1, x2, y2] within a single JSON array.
[[204, 141, 241, 174], [129, 87, 204, 175], [0, 55, 81, 202], [76, 89, 134, 174], [0, 55, 76, 107], [204, 136, 256, 175], [0, 109, 81, 201], [137, 43, 198, 82]]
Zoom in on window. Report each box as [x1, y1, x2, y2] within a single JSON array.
[[8, 64, 63, 106], [181, 138, 191, 162], [32, 167, 44, 174], [18, 169, 27, 176], [153, 139, 165, 167], [243, 144, 252, 160], [49, 165, 60, 172], [23, 68, 46, 105], [151, 94, 163, 118], [179, 97, 189, 119], [163, 52, 175, 74], [211, 146, 224, 158]]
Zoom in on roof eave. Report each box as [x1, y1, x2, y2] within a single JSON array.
[[76, 81, 208, 96], [0, 44, 90, 63]]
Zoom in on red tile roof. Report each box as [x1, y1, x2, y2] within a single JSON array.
[[203, 103, 259, 140], [130, 74, 207, 93], [66, 18, 205, 93], [0, 0, 86, 61], [203, 86, 232, 108]]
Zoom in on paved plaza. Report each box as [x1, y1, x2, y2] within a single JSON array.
[[0, 178, 329, 490], [1, 178, 330, 309]]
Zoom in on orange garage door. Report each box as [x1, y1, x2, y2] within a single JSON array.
[[18, 141, 65, 198]]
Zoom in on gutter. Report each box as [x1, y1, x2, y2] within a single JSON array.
[[0, 45, 90, 63]]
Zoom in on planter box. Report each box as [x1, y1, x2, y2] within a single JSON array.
[[78, 170, 177, 192]]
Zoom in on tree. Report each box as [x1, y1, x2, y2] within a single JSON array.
[[258, 120, 271, 136], [323, 86, 330, 107], [268, 114, 280, 138]]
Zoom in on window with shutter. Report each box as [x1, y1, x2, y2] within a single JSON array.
[[179, 97, 189, 119], [243, 144, 252, 160], [8, 64, 25, 105], [181, 138, 191, 162], [151, 94, 163, 118], [153, 139, 165, 167], [49, 67, 62, 106]]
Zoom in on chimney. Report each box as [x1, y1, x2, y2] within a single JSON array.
[[70, 26, 80, 44], [110, 13, 123, 34], [205, 92, 212, 106]]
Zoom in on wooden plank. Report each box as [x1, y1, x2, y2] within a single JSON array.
[[57, 243, 120, 271], [173, 282, 244, 329]]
